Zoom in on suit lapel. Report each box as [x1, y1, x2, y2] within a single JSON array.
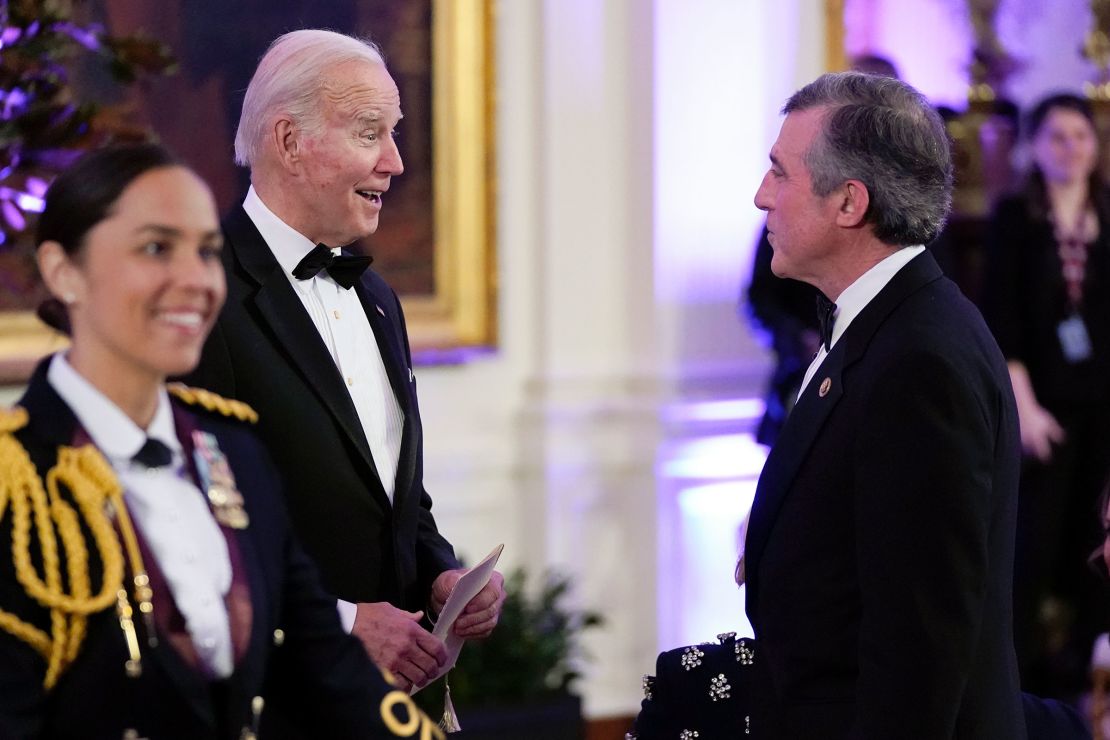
[[223, 207, 379, 480], [744, 251, 945, 600], [745, 345, 845, 597], [352, 280, 418, 505], [352, 279, 412, 418]]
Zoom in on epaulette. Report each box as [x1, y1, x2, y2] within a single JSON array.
[[0, 406, 28, 434], [166, 383, 258, 424]]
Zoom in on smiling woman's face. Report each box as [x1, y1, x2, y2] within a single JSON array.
[[54, 166, 225, 392]]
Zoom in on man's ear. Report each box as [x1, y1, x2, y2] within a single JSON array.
[[835, 180, 870, 228], [271, 117, 303, 173], [36, 241, 82, 305]]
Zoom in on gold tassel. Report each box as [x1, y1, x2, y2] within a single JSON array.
[[438, 673, 462, 733]]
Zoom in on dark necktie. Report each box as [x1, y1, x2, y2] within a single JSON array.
[[133, 437, 173, 469], [292, 244, 372, 290], [816, 294, 837, 352]]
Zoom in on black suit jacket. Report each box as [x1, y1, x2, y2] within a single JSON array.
[[744, 251, 1026, 739], [186, 206, 459, 608], [0, 360, 421, 739]]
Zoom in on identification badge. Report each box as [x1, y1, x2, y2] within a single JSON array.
[[1057, 314, 1092, 364], [192, 430, 250, 529]]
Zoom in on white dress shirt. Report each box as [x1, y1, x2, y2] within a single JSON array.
[[243, 188, 406, 631], [48, 354, 234, 677], [797, 245, 926, 399]]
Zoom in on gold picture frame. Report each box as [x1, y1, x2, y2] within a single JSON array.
[[0, 313, 66, 384], [825, 0, 847, 72], [0, 0, 497, 383], [410, 0, 498, 354]]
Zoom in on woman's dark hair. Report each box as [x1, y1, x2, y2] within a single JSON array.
[[1021, 92, 1106, 223], [1025, 92, 1095, 141], [35, 143, 180, 333]]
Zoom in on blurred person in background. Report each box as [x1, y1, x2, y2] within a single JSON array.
[[983, 92, 1110, 700]]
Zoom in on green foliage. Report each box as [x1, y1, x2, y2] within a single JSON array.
[[416, 567, 603, 714]]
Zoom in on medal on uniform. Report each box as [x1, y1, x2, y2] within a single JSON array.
[[192, 430, 250, 529]]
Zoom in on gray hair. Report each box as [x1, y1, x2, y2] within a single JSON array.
[[784, 72, 953, 246], [234, 29, 385, 168]]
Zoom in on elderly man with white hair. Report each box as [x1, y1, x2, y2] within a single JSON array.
[[187, 29, 504, 695]]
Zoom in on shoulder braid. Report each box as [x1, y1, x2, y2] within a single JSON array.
[[0, 406, 28, 434], [0, 419, 151, 689], [166, 383, 258, 424]]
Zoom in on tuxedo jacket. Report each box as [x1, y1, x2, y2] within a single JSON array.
[[0, 360, 422, 739], [186, 206, 459, 608], [744, 251, 1026, 739]]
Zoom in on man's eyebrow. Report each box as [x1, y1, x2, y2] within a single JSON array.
[[355, 111, 404, 125]]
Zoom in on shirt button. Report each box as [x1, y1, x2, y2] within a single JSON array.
[[333, 309, 341, 319], [201, 637, 216, 649], [346, 377, 353, 386], [186, 552, 198, 564]]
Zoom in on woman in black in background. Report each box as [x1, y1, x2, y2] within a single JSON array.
[[983, 92, 1110, 701], [0, 143, 439, 739]]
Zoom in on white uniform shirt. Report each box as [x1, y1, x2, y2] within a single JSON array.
[[47, 354, 234, 677]]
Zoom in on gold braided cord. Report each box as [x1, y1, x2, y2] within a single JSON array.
[[0, 407, 28, 435], [0, 421, 149, 689], [166, 383, 259, 424]]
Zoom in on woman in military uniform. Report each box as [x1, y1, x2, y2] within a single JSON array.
[[0, 144, 442, 739]]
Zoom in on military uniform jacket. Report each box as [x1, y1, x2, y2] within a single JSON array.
[[0, 359, 438, 740]]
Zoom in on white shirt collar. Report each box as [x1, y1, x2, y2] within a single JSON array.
[[827, 245, 925, 348], [242, 185, 332, 282], [46, 353, 180, 464]]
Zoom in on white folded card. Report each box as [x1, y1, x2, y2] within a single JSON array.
[[417, 543, 504, 692]]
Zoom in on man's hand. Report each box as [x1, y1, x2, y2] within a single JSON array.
[[351, 602, 447, 692], [430, 569, 506, 639]]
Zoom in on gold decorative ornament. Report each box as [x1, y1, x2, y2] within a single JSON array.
[[0, 415, 154, 687], [166, 383, 259, 424]]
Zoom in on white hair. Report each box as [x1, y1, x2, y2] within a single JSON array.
[[234, 29, 385, 168]]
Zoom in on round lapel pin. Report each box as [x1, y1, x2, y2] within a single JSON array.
[[819, 377, 832, 397]]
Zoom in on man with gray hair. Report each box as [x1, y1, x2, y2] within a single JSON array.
[[188, 29, 504, 694], [742, 72, 1025, 737]]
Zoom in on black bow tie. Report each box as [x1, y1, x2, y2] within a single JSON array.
[[816, 294, 837, 352], [133, 437, 173, 469], [292, 244, 372, 289]]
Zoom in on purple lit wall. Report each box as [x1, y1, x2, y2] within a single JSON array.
[[845, 0, 1095, 110]]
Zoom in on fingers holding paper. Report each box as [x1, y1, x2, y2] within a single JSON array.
[[456, 570, 506, 638], [351, 602, 447, 691], [431, 568, 506, 639]]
